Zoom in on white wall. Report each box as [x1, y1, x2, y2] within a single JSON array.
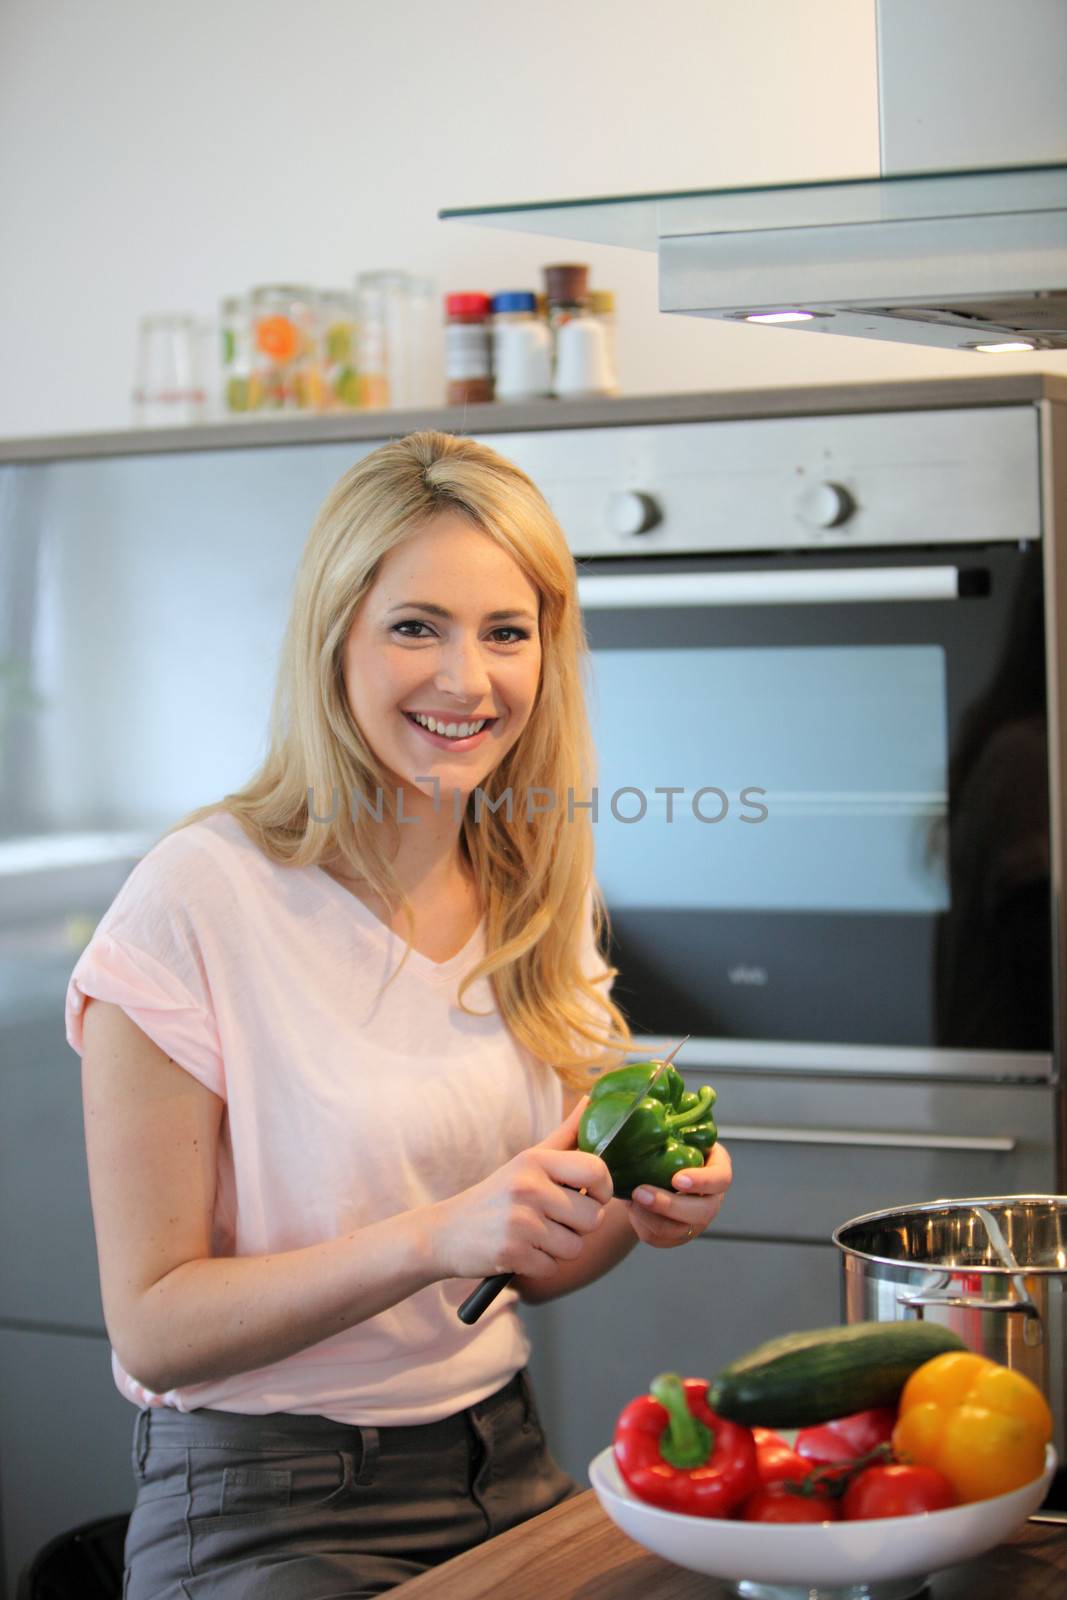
[[2, 0, 1064, 441]]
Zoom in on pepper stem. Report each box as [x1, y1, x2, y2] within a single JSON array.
[[649, 1372, 713, 1469], [665, 1085, 716, 1132]]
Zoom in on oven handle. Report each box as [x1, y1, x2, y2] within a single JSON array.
[[577, 566, 980, 608], [716, 1124, 1016, 1152]]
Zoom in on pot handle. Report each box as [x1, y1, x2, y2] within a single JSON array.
[[897, 1285, 1044, 1347]]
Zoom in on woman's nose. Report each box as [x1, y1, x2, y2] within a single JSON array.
[[434, 634, 492, 699]]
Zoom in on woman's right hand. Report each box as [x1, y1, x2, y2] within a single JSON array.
[[429, 1098, 614, 1281]]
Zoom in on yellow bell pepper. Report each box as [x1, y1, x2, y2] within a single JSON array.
[[892, 1350, 1052, 1503]]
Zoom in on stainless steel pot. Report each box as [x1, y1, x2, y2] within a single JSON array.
[[833, 1194, 1067, 1460]]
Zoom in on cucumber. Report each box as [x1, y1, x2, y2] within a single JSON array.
[[706, 1320, 967, 1427]]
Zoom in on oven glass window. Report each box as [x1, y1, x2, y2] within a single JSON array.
[[588, 644, 950, 914]]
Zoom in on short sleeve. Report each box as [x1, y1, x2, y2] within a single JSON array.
[[65, 836, 226, 1099]]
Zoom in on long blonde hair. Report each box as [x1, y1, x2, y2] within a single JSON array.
[[166, 430, 632, 1090]]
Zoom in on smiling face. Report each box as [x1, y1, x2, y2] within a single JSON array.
[[342, 510, 543, 804]]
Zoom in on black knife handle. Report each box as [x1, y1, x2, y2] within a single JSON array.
[[457, 1272, 513, 1325]]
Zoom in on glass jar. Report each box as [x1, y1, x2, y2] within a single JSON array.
[[131, 314, 206, 427], [219, 294, 257, 414], [404, 275, 442, 407], [355, 270, 404, 408], [445, 292, 493, 405], [317, 289, 360, 410], [249, 284, 318, 412]]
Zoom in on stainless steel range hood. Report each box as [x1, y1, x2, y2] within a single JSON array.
[[441, 1, 1067, 352]]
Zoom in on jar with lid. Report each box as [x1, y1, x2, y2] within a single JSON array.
[[250, 285, 319, 411], [445, 293, 493, 405], [553, 304, 619, 399], [317, 289, 360, 409], [543, 263, 590, 334], [490, 292, 551, 402]]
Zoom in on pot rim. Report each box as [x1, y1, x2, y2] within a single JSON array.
[[832, 1192, 1067, 1273]]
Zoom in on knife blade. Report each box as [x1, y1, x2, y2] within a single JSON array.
[[457, 1037, 690, 1325]]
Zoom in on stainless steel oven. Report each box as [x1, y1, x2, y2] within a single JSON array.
[[502, 401, 1055, 1085], [579, 540, 1049, 1076]]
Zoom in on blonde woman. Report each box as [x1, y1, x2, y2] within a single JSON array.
[[67, 431, 732, 1599]]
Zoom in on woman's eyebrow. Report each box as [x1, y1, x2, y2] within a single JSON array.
[[385, 601, 537, 622]]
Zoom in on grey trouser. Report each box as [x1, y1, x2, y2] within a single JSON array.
[[123, 1369, 580, 1598]]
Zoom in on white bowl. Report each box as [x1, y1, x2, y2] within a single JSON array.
[[588, 1444, 1055, 1599]]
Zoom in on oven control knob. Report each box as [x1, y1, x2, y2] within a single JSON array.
[[607, 490, 662, 536], [794, 481, 856, 529]]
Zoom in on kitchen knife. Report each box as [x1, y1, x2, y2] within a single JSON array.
[[457, 1038, 689, 1325]]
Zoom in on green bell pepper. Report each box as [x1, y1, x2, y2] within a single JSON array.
[[577, 1061, 718, 1199]]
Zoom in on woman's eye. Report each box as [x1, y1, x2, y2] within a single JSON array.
[[390, 621, 529, 644]]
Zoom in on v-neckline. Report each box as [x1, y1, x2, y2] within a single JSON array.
[[313, 865, 485, 976]]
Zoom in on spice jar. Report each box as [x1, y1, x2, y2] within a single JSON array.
[[543, 263, 590, 335], [444, 292, 493, 405], [554, 307, 619, 398], [491, 292, 551, 401]]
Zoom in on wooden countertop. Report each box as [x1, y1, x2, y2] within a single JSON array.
[[389, 1489, 1067, 1600]]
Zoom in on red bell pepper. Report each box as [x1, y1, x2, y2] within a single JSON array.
[[795, 1407, 897, 1466], [614, 1373, 759, 1517]]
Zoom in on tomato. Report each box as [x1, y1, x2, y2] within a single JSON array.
[[742, 1485, 840, 1523], [751, 1427, 790, 1448], [842, 1464, 956, 1521], [754, 1438, 812, 1488], [796, 1407, 897, 1464]]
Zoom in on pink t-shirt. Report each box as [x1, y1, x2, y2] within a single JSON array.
[[65, 810, 608, 1425]]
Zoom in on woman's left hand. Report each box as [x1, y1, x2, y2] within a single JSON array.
[[624, 1142, 733, 1247]]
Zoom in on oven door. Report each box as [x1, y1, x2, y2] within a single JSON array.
[[579, 542, 1052, 1079]]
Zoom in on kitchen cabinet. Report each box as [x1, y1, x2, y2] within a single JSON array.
[[0, 999, 136, 1598], [0, 1327, 134, 1598], [1, 1011, 108, 1326]]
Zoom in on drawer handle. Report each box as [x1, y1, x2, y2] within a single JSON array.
[[577, 567, 970, 608], [717, 1124, 1017, 1152]]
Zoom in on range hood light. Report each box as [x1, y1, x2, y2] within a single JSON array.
[[971, 340, 1038, 353], [744, 310, 816, 324]]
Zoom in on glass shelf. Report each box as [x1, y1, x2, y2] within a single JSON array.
[[440, 162, 1067, 251]]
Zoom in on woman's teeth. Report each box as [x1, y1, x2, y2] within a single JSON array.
[[408, 712, 488, 739]]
